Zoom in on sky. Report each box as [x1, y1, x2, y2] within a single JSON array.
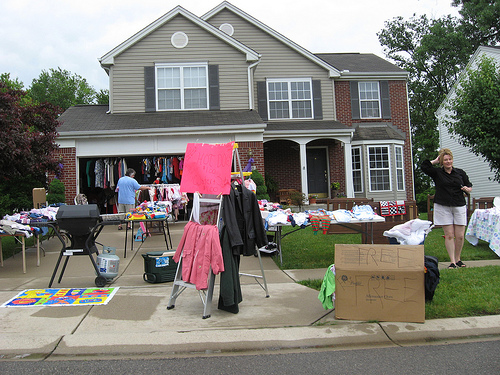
[[1, 0, 461, 91]]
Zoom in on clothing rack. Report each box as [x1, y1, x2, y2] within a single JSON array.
[[167, 144, 268, 319], [232, 144, 269, 298]]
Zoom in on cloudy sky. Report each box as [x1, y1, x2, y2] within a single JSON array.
[[1, 0, 460, 91]]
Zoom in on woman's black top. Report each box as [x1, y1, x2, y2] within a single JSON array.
[[421, 160, 472, 207]]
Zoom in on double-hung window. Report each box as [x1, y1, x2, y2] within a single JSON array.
[[359, 82, 381, 118], [267, 78, 313, 119], [351, 146, 363, 193], [368, 146, 391, 191], [156, 63, 208, 110], [395, 145, 405, 190]]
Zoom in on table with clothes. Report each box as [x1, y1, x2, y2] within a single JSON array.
[[465, 206, 500, 257], [262, 205, 385, 266], [1, 207, 58, 272]]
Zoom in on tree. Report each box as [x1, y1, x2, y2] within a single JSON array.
[[377, 1, 500, 209], [377, 14, 473, 207], [0, 82, 61, 215], [445, 55, 500, 181], [96, 89, 110, 105], [28, 67, 96, 111], [0, 73, 24, 91], [454, 0, 500, 45]]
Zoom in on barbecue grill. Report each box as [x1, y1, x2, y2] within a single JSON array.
[[44, 204, 119, 287]]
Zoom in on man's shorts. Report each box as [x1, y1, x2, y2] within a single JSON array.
[[118, 203, 134, 214], [433, 203, 467, 226]]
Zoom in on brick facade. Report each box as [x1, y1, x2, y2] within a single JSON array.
[[48, 147, 77, 205]]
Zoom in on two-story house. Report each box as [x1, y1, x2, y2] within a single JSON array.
[[55, 1, 413, 210]]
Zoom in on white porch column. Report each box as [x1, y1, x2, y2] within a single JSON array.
[[299, 142, 308, 197], [344, 141, 354, 198]]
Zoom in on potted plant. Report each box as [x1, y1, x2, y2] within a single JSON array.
[[308, 194, 318, 204], [330, 182, 340, 198]]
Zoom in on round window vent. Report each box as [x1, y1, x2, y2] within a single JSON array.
[[171, 32, 188, 48], [219, 23, 234, 36]]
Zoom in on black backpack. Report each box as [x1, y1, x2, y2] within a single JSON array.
[[424, 255, 440, 301]]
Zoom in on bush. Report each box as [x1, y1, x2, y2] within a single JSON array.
[[47, 178, 65, 204], [251, 170, 270, 200], [265, 172, 279, 201], [0, 174, 45, 217], [416, 187, 435, 213]]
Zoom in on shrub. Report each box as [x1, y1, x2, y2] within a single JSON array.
[[251, 169, 270, 200], [47, 179, 65, 204]]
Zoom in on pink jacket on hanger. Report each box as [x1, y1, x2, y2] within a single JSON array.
[[174, 221, 224, 290]]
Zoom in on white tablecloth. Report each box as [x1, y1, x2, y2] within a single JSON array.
[[465, 208, 500, 257]]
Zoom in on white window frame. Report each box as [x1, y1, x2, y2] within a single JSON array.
[[359, 81, 381, 119], [368, 146, 391, 192], [155, 63, 209, 111], [395, 145, 405, 191], [267, 78, 314, 120], [351, 146, 363, 193]]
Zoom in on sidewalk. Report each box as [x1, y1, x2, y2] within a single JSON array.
[[0, 222, 499, 360]]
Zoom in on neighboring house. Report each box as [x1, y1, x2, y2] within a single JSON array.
[[435, 46, 500, 199], [55, 1, 413, 210]]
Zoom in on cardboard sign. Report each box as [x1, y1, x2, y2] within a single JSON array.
[[334, 244, 425, 323], [180, 141, 234, 195]]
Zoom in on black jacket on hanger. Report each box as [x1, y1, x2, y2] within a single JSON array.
[[218, 182, 267, 313], [222, 181, 268, 256]]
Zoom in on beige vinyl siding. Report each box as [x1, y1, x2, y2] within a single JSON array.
[[207, 10, 334, 120], [111, 15, 249, 113]]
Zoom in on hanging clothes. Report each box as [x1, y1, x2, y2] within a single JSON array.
[[218, 182, 267, 313], [173, 221, 224, 290], [221, 182, 268, 256]]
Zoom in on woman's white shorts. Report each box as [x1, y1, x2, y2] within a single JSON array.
[[433, 203, 467, 226]]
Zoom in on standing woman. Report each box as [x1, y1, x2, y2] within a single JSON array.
[[421, 148, 472, 269]]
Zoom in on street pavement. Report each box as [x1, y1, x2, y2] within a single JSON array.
[[0, 221, 499, 360]]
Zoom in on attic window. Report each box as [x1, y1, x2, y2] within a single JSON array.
[[171, 32, 188, 49], [219, 23, 234, 36]]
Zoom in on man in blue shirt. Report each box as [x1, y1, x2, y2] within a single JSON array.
[[116, 168, 150, 230]]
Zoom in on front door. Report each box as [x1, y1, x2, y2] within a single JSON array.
[[306, 148, 328, 196]]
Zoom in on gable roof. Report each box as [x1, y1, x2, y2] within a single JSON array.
[[202, 1, 341, 78], [99, 5, 260, 69], [316, 53, 408, 79]]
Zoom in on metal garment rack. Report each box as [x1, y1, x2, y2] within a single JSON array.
[[167, 145, 269, 319], [231, 144, 269, 298]]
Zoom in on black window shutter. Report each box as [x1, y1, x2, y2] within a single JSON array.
[[257, 81, 268, 121], [208, 65, 220, 111], [312, 80, 323, 120], [144, 66, 156, 112], [350, 81, 360, 119], [380, 81, 391, 119]]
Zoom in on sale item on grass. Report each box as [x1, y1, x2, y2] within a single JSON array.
[[1, 287, 119, 307]]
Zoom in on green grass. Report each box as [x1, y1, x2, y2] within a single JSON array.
[[277, 216, 499, 270], [299, 266, 500, 319], [277, 213, 500, 319]]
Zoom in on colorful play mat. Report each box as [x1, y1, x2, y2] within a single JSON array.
[[1, 287, 119, 307]]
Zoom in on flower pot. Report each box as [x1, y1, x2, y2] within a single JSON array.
[[331, 190, 338, 198], [309, 198, 317, 204]]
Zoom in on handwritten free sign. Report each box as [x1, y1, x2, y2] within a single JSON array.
[[180, 141, 234, 195]]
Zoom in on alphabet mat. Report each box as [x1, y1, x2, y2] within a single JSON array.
[[1, 287, 119, 307]]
